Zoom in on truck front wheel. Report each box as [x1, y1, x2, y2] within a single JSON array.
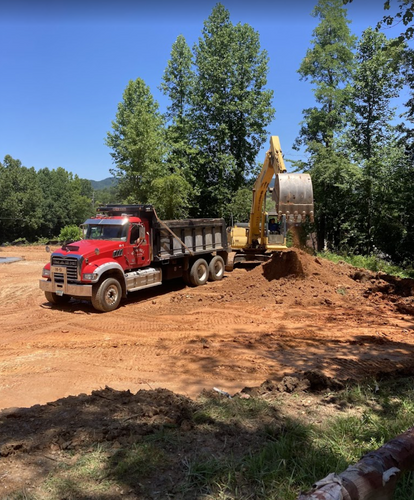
[[45, 291, 71, 305], [208, 256, 225, 281], [92, 278, 122, 312], [189, 259, 209, 286]]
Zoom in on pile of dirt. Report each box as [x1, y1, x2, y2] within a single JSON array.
[[0, 372, 344, 460], [0, 381, 337, 498], [361, 273, 414, 315], [0, 387, 195, 458], [216, 249, 369, 308], [167, 248, 414, 316], [211, 249, 414, 315]]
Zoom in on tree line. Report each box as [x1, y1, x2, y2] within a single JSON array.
[[1, 1, 413, 268], [294, 0, 413, 266]]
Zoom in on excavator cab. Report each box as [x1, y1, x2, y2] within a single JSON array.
[[266, 212, 286, 246]]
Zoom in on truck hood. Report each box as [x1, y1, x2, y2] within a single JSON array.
[[53, 239, 124, 261]]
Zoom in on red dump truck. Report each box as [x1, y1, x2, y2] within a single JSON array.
[[39, 204, 230, 312]]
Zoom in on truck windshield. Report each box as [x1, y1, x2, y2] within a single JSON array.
[[84, 223, 129, 241]]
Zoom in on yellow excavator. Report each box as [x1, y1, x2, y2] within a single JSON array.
[[228, 136, 314, 267]]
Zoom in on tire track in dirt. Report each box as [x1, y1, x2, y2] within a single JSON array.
[[1, 245, 414, 409]]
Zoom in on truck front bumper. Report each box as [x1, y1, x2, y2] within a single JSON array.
[[39, 280, 93, 298]]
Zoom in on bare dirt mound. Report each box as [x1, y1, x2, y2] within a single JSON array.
[[0, 387, 195, 458], [0, 372, 341, 461], [215, 248, 368, 308], [212, 249, 414, 316], [362, 273, 414, 316]]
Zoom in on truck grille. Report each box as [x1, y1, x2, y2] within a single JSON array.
[[51, 256, 79, 282]]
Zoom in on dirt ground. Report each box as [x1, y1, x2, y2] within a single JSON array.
[[0, 245, 414, 496], [1, 245, 414, 410]]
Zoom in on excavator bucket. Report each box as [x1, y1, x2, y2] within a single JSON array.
[[272, 173, 314, 223]]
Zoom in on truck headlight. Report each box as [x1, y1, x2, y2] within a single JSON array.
[[42, 268, 50, 278], [83, 273, 98, 281]]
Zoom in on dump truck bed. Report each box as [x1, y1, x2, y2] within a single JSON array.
[[153, 218, 229, 260]]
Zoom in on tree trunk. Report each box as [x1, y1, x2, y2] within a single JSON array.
[[298, 425, 414, 500]]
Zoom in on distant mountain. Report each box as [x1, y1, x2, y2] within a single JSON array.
[[90, 177, 118, 190]]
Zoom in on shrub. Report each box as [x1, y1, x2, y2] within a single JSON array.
[[59, 225, 82, 243]]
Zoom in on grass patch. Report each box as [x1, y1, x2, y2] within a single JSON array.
[[109, 442, 169, 482], [194, 391, 275, 425], [38, 447, 117, 499], [8, 377, 414, 500], [319, 251, 414, 278]]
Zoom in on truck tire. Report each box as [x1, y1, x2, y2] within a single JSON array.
[[182, 270, 192, 286], [189, 259, 209, 286], [208, 255, 225, 281], [91, 277, 122, 312], [45, 291, 71, 305]]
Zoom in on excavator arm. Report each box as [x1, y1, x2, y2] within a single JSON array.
[[248, 136, 287, 245]]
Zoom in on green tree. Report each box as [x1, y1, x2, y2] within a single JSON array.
[[93, 183, 122, 207], [343, 1, 414, 42], [106, 78, 166, 203], [388, 46, 414, 264], [160, 35, 195, 172], [295, 0, 356, 250], [297, 146, 362, 251], [227, 187, 253, 224], [59, 224, 83, 243], [190, 3, 274, 217], [159, 35, 196, 215], [348, 28, 405, 254], [148, 173, 191, 219], [0, 156, 43, 244], [390, 151, 414, 265], [38, 167, 94, 239], [160, 35, 194, 128], [296, 0, 356, 151], [379, 0, 414, 42]]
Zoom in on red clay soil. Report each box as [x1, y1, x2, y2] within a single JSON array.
[[0, 245, 413, 412], [1, 245, 414, 497]]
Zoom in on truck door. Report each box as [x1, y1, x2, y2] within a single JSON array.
[[129, 223, 150, 267]]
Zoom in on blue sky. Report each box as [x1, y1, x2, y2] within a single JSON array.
[[0, 0, 408, 181]]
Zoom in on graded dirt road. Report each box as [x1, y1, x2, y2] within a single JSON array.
[[1, 245, 413, 411]]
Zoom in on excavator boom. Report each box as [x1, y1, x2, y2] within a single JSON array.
[[249, 136, 286, 244]]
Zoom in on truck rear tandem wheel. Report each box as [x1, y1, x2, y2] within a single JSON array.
[[208, 255, 225, 281], [189, 258, 209, 286]]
